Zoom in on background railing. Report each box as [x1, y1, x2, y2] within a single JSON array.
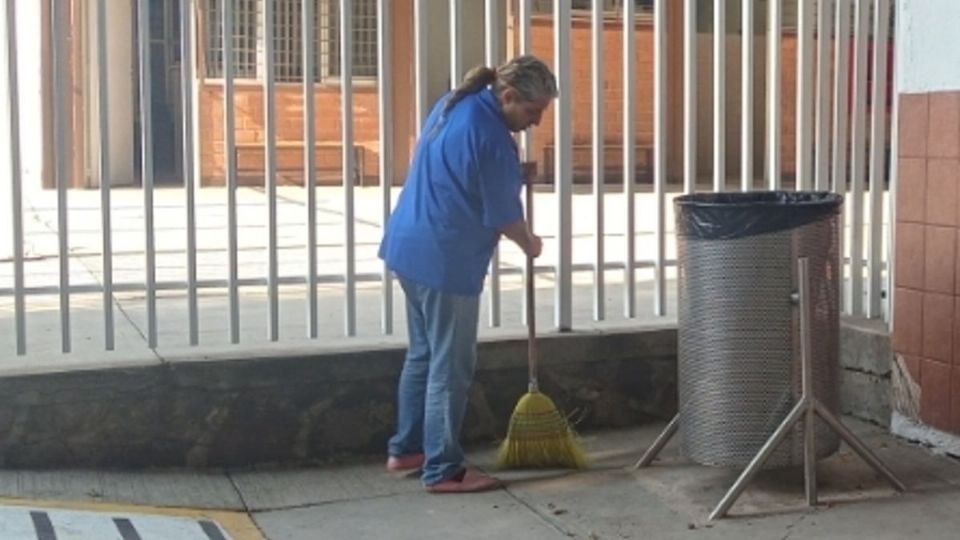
[[0, 0, 895, 356]]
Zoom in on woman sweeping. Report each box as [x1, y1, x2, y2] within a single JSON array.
[[379, 55, 556, 493]]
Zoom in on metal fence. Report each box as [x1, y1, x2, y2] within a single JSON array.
[[0, 0, 895, 356]]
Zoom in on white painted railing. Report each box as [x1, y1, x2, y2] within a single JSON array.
[[0, 0, 896, 356]]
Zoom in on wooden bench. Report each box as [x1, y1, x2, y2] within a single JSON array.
[[234, 141, 366, 185]]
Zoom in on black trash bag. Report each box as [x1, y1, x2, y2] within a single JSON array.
[[675, 191, 843, 240]]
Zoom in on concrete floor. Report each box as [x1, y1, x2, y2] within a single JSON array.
[[0, 419, 957, 539], [0, 186, 911, 538]]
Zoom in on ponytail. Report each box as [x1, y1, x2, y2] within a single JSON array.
[[443, 65, 497, 116], [437, 56, 557, 121]]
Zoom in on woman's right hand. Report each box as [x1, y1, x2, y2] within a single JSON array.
[[525, 232, 543, 258]]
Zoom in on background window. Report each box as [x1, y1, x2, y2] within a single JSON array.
[[531, 0, 656, 15], [205, 0, 378, 82]]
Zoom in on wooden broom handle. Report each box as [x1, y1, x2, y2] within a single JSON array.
[[523, 162, 538, 391]]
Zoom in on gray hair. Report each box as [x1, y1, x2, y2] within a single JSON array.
[[442, 55, 558, 116]]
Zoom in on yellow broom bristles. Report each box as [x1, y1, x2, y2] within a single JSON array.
[[496, 391, 588, 469]]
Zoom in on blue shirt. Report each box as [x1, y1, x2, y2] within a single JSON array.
[[379, 88, 523, 296]]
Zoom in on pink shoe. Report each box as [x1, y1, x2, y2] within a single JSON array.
[[426, 469, 502, 494], [386, 453, 424, 472]]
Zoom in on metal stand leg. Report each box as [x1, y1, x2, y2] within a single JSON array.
[[814, 400, 907, 493], [633, 414, 679, 469], [801, 257, 818, 508], [706, 258, 907, 520], [708, 397, 808, 521]]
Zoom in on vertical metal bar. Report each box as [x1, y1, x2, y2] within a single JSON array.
[[519, 0, 532, 324], [804, 387, 818, 507], [591, 0, 604, 321], [486, 0, 501, 327], [137, 0, 157, 348], [223, 0, 240, 343], [713, 0, 725, 192], [867, 0, 890, 319], [6, 0, 25, 355], [163, 0, 173, 71], [263, 0, 279, 340], [450, 0, 462, 86], [182, 0, 199, 345], [554, 0, 572, 331], [653, 0, 666, 316], [832, 0, 852, 314], [304, 0, 318, 338], [341, 0, 356, 336], [414, 0, 427, 134], [519, 0, 532, 147], [798, 257, 818, 505], [767, 0, 783, 190], [741, 0, 754, 192], [886, 0, 900, 327], [815, 0, 834, 191], [683, 0, 696, 195], [796, 0, 815, 191], [623, 0, 636, 318], [480, 0, 500, 62], [96, 0, 114, 350], [832, 0, 853, 194], [518, 0, 531, 71], [850, 0, 870, 316], [377, 0, 393, 335], [52, 0, 71, 352]]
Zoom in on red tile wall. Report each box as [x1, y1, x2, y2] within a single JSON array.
[[894, 90, 960, 433]]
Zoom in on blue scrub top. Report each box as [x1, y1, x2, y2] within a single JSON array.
[[379, 88, 523, 296]]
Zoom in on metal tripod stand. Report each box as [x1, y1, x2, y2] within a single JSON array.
[[634, 258, 907, 520]]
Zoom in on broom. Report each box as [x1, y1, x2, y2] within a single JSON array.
[[496, 164, 588, 470]]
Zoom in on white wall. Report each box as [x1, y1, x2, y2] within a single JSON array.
[[897, 0, 960, 93]]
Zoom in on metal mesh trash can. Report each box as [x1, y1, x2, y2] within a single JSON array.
[[675, 191, 843, 468]]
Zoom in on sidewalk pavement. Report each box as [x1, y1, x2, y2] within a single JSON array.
[[0, 419, 958, 539]]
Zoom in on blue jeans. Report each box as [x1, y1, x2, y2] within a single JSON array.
[[388, 277, 480, 486]]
